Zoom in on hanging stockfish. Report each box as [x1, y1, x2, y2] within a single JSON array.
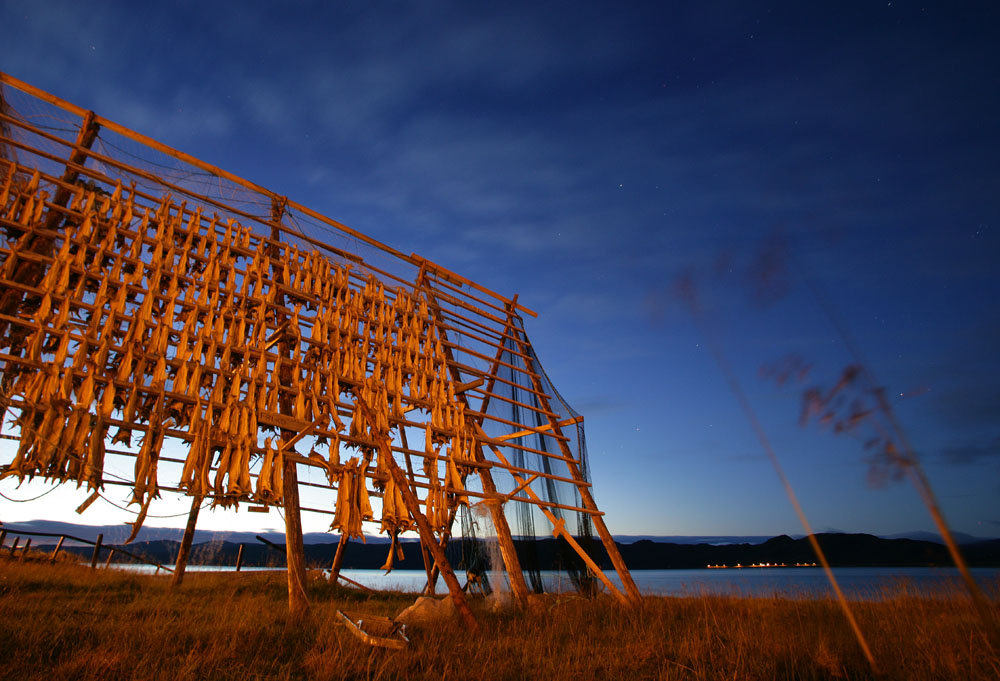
[[179, 400, 208, 496], [131, 424, 163, 505], [445, 453, 469, 507], [81, 412, 107, 491], [423, 446, 448, 534], [255, 436, 284, 503], [379, 475, 414, 535], [330, 456, 373, 541]]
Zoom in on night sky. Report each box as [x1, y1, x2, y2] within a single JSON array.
[[2, 1, 998, 540]]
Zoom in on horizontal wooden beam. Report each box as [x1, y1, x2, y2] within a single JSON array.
[[493, 415, 584, 443], [0, 70, 531, 316]]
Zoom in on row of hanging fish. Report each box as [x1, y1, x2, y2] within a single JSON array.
[[0, 166, 479, 537]]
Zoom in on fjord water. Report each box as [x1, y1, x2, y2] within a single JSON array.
[[133, 566, 999, 599]]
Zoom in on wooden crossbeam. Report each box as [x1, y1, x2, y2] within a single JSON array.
[[493, 415, 584, 443], [502, 473, 539, 503], [473, 422, 629, 606]]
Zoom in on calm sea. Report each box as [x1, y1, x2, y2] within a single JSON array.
[[124, 565, 1000, 600]]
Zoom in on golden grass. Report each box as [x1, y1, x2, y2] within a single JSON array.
[[0, 560, 997, 681]]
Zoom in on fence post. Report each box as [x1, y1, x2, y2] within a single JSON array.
[[50, 536, 65, 562], [90, 533, 103, 569], [18, 538, 31, 561], [0, 529, 6, 550], [235, 543, 245, 572], [8, 537, 19, 557]]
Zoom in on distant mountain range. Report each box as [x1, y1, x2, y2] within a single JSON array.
[[616, 534, 1000, 570], [613, 531, 1000, 545], [0, 519, 351, 546], [4, 519, 997, 547], [3, 520, 998, 570]]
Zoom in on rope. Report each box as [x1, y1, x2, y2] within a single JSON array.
[[96, 492, 210, 519], [0, 485, 58, 502], [0, 409, 202, 518], [96, 135, 218, 178]]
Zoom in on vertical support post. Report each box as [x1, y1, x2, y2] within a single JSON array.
[[282, 456, 309, 618], [235, 543, 245, 572], [103, 548, 115, 568], [18, 538, 31, 561], [268, 196, 309, 621], [171, 495, 202, 587], [420, 540, 435, 595], [50, 536, 65, 562], [329, 533, 348, 582], [8, 536, 19, 557], [90, 533, 103, 569], [0, 529, 6, 549]]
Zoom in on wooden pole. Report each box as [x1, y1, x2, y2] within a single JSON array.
[[235, 543, 245, 572], [269, 198, 309, 621], [507, 320, 642, 605], [474, 425, 630, 606], [420, 279, 531, 605], [90, 533, 103, 569], [399, 425, 437, 594], [329, 533, 348, 582], [424, 505, 458, 594], [50, 536, 64, 562], [103, 548, 115, 568], [386, 452, 478, 630], [0, 529, 6, 550], [282, 456, 309, 618], [171, 495, 202, 587], [18, 538, 31, 561], [351, 394, 478, 631], [420, 539, 435, 595], [336, 572, 377, 593], [8, 537, 19, 557]]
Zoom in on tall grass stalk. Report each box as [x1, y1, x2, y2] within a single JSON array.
[[802, 274, 1000, 653], [676, 278, 876, 669]]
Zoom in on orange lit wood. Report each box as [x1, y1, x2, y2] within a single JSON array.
[[0, 71, 638, 612]]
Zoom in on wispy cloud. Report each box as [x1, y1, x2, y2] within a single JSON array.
[[939, 437, 1000, 466]]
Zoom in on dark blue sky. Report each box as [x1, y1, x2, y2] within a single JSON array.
[[2, 1, 998, 538]]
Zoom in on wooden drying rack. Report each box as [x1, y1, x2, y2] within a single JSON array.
[[0, 72, 640, 624]]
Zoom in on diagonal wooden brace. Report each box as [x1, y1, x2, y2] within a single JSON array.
[[473, 423, 630, 606], [351, 393, 479, 631]]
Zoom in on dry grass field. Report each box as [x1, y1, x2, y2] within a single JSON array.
[[0, 558, 997, 680]]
